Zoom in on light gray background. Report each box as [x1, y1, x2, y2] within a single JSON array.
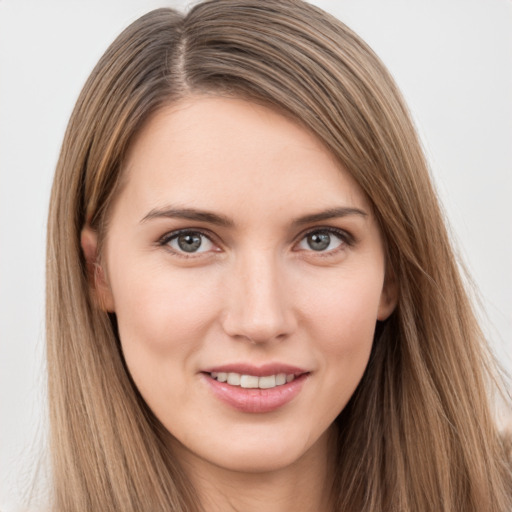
[[1, 1, 511, 510]]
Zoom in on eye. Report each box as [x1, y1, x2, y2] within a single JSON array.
[[296, 229, 347, 252], [162, 230, 216, 254]]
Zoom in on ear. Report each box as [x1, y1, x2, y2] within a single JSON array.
[[377, 272, 398, 321], [80, 226, 115, 312]]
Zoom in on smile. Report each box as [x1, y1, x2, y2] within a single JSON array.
[[202, 365, 310, 413], [209, 372, 296, 389]]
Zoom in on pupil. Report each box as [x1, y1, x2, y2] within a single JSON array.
[[308, 232, 330, 251], [178, 233, 202, 252]]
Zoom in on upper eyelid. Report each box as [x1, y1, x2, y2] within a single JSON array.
[[158, 227, 217, 245], [157, 229, 220, 258], [295, 226, 354, 245]]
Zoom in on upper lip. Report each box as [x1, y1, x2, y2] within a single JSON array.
[[202, 363, 309, 377]]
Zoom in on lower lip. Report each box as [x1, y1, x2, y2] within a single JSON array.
[[202, 373, 308, 413]]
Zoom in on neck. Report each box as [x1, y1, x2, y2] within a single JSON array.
[[172, 427, 338, 512]]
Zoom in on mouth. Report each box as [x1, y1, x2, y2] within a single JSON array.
[[208, 371, 298, 389], [201, 365, 310, 413]]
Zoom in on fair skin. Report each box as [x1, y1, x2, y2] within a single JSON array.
[[82, 96, 396, 512]]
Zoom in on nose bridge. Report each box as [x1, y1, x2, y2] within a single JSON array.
[[223, 247, 294, 343]]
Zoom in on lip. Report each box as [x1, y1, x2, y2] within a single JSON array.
[[202, 363, 308, 377], [201, 363, 310, 413]]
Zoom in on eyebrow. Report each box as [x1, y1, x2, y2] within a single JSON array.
[[140, 205, 368, 227], [291, 207, 368, 227], [140, 207, 235, 227]]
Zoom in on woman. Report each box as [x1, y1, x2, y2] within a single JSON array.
[[46, 0, 512, 510]]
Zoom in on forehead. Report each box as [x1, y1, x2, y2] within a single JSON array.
[[118, 95, 370, 222]]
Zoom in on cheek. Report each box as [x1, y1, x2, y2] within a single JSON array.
[[108, 262, 223, 414], [303, 269, 383, 396], [106, 260, 222, 408], [110, 261, 220, 355], [306, 267, 384, 345]]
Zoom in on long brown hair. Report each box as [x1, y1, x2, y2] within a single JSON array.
[[46, 1, 512, 510]]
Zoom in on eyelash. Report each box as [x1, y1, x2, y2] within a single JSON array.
[[157, 228, 218, 258], [297, 227, 354, 254], [157, 227, 355, 257]]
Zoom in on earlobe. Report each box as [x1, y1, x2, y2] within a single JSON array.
[[80, 226, 115, 312], [377, 274, 398, 321]]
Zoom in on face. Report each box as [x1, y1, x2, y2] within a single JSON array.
[[83, 96, 396, 475]]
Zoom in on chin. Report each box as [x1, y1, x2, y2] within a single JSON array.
[[213, 444, 304, 474], [170, 424, 331, 476]]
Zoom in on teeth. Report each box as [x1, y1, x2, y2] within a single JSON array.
[[258, 375, 276, 389], [240, 375, 259, 388], [210, 371, 297, 389], [227, 372, 241, 385]]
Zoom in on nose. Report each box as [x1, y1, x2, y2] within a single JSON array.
[[221, 251, 296, 344]]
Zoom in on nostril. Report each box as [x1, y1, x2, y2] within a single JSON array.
[[221, 270, 297, 343]]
